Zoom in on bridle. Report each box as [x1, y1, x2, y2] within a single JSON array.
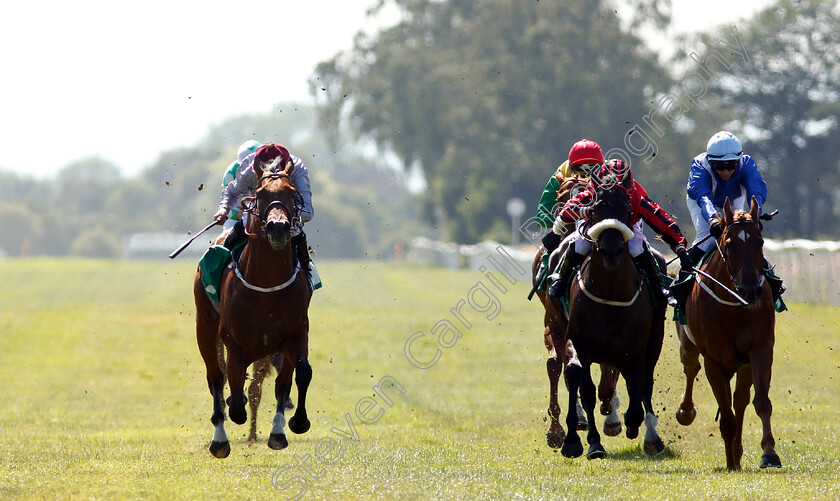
[[242, 173, 305, 241], [715, 219, 766, 293]]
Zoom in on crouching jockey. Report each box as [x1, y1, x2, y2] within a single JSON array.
[[548, 159, 694, 301], [536, 139, 605, 254], [213, 142, 318, 288], [684, 130, 785, 305]]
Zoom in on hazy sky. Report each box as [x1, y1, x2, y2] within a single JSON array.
[[0, 0, 770, 180]]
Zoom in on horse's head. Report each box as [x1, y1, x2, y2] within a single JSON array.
[[719, 196, 766, 307], [251, 154, 301, 251], [586, 171, 634, 270]]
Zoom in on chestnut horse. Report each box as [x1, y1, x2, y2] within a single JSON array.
[[531, 175, 621, 448], [675, 197, 781, 470], [559, 176, 666, 459], [195, 157, 312, 458]]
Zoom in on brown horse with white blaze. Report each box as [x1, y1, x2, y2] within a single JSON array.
[[675, 196, 781, 470], [194, 156, 312, 458]]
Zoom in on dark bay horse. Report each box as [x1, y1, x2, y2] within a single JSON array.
[[559, 175, 666, 459], [194, 157, 312, 458], [675, 197, 781, 470], [531, 175, 621, 448]]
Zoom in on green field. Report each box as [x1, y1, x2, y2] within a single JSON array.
[[1, 258, 839, 500]]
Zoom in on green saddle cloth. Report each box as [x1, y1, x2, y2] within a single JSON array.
[[199, 245, 231, 302]]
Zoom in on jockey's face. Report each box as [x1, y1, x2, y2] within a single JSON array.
[[711, 159, 738, 181], [570, 163, 600, 177]]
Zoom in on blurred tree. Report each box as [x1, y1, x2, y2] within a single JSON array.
[[314, 0, 676, 243], [691, 0, 840, 238]]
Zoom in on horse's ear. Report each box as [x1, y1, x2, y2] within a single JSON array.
[[749, 196, 759, 221], [723, 197, 734, 226], [252, 159, 264, 178], [283, 159, 295, 177]]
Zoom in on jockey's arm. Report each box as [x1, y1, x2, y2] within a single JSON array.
[[218, 156, 259, 216], [290, 156, 313, 223], [535, 174, 562, 228], [686, 160, 718, 221], [638, 195, 687, 253], [740, 156, 768, 214]]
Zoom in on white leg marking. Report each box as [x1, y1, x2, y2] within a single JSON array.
[[271, 410, 287, 436], [644, 412, 659, 442], [213, 419, 228, 443], [605, 395, 621, 427]]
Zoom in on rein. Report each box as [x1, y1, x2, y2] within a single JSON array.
[[575, 261, 643, 307]]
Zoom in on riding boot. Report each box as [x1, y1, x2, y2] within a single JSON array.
[[634, 248, 668, 300], [687, 245, 706, 266], [223, 220, 246, 250], [541, 230, 562, 255], [547, 245, 586, 301], [291, 232, 311, 271], [763, 257, 786, 302]]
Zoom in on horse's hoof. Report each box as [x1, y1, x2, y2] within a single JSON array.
[[599, 402, 610, 416], [285, 397, 294, 411], [644, 437, 665, 456], [676, 407, 696, 426], [268, 433, 289, 450], [546, 430, 566, 449], [603, 421, 622, 437], [626, 426, 639, 440], [229, 407, 247, 425], [576, 416, 588, 431], [760, 453, 782, 468], [209, 440, 231, 458], [288, 415, 311, 435], [226, 395, 247, 406], [586, 444, 606, 460], [561, 437, 584, 458]]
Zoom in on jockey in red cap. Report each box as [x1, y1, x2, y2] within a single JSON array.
[[548, 159, 693, 301], [535, 139, 605, 254], [213, 142, 316, 286]]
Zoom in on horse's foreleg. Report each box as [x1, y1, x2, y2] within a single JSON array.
[[268, 357, 294, 450], [247, 357, 271, 445], [622, 360, 646, 440], [546, 355, 565, 448], [196, 309, 229, 458], [579, 365, 605, 459], [704, 358, 739, 470], [676, 323, 701, 426], [225, 349, 249, 426], [750, 348, 781, 469], [733, 366, 752, 468], [288, 355, 312, 435], [561, 340, 584, 458], [598, 365, 622, 437]]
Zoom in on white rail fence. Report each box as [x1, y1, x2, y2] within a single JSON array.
[[408, 237, 840, 306]]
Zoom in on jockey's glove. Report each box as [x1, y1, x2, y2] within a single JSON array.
[[677, 248, 693, 272], [708, 218, 723, 239]]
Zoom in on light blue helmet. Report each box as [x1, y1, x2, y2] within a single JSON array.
[[706, 131, 743, 161], [236, 140, 261, 162]]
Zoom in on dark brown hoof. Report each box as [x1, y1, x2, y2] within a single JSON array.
[[288, 415, 310, 434], [760, 453, 782, 468], [676, 406, 696, 426], [644, 437, 665, 456], [209, 440, 230, 458], [268, 433, 288, 450], [561, 435, 583, 458], [586, 444, 606, 460], [603, 420, 622, 437], [546, 430, 566, 449]]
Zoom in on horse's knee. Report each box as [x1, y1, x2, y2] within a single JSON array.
[[295, 360, 312, 387]]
